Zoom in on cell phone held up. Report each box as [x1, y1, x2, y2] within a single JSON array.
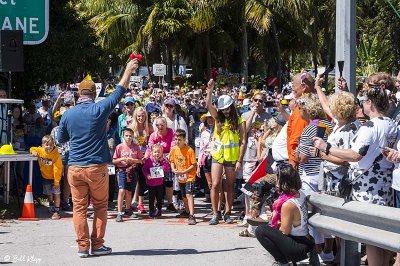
[[315, 126, 326, 157], [264, 101, 276, 108]]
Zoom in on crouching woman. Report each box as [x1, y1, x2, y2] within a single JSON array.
[[255, 165, 317, 266]]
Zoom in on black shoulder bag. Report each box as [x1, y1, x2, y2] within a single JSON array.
[[338, 158, 377, 199]]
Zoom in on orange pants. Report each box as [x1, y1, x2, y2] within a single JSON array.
[[68, 164, 109, 251]]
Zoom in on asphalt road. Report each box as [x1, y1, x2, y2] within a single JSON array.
[[0, 198, 276, 266]]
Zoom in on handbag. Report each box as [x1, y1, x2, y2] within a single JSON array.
[[338, 157, 377, 199], [338, 172, 353, 198]]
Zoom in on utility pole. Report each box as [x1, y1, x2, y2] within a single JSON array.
[[336, 0, 357, 95]]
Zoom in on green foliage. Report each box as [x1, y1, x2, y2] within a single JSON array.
[[11, 0, 108, 103], [357, 35, 394, 77]]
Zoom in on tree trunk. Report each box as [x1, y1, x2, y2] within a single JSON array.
[[311, 24, 318, 77], [205, 31, 211, 80], [167, 44, 173, 85], [271, 18, 282, 91], [241, 17, 248, 82]]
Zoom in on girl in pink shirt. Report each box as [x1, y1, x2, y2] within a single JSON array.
[[142, 144, 170, 218]]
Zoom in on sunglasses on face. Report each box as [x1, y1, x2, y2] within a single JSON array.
[[253, 98, 263, 103], [165, 104, 174, 108], [125, 103, 134, 106]]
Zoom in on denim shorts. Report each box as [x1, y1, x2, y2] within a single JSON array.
[[396, 190, 400, 208], [42, 179, 61, 195], [201, 157, 212, 173], [212, 159, 236, 167], [179, 181, 194, 198], [117, 170, 137, 192]]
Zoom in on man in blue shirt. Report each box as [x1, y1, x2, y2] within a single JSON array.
[[58, 59, 139, 258]]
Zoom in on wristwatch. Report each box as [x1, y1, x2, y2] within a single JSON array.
[[325, 142, 332, 155]]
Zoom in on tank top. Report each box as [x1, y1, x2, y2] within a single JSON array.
[[288, 190, 308, 236]]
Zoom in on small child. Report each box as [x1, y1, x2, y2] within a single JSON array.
[[169, 129, 197, 225], [30, 135, 63, 220], [142, 144, 170, 218], [113, 128, 143, 222]]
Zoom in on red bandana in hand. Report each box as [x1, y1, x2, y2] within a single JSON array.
[[129, 53, 142, 61]]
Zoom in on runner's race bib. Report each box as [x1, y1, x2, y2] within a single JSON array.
[[212, 140, 222, 153], [149, 166, 164, 179], [108, 165, 115, 175]]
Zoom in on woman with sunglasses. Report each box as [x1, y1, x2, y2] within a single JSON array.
[[206, 79, 247, 225], [314, 72, 398, 266], [153, 98, 188, 212], [255, 164, 317, 266], [153, 98, 188, 141]]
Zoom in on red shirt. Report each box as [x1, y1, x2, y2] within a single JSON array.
[[113, 143, 143, 168]]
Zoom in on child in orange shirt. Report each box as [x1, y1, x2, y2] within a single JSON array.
[[169, 129, 197, 225]]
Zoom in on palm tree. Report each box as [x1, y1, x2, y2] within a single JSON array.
[[133, 0, 194, 83], [245, 0, 305, 88]]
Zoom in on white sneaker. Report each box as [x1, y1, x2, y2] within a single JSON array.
[[319, 251, 334, 262]]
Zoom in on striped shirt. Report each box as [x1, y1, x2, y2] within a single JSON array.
[[298, 120, 333, 176]]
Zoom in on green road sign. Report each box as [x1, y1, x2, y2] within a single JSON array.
[[0, 0, 49, 45]]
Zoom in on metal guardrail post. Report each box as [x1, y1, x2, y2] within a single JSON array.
[[341, 240, 360, 266]]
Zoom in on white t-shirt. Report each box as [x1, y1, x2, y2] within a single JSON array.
[[241, 110, 271, 162], [271, 123, 288, 161], [324, 120, 360, 176], [392, 127, 400, 191], [350, 117, 398, 171]]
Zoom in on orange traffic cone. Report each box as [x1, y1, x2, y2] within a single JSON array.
[[19, 185, 39, 221]]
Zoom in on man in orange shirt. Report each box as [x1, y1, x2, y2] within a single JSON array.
[[287, 72, 315, 167]]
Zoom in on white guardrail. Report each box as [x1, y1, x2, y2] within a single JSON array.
[[306, 192, 400, 266]]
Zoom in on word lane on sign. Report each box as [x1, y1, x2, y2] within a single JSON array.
[[153, 64, 166, 77], [0, 0, 49, 45]]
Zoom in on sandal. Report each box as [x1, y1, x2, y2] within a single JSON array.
[[239, 229, 255, 237]]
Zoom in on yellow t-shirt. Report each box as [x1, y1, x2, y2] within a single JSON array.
[[29, 146, 62, 185], [169, 145, 197, 183]]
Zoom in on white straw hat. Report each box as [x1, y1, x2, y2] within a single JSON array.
[[217, 95, 234, 110]]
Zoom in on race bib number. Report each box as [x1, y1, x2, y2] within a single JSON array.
[[177, 174, 187, 181], [108, 165, 115, 175], [138, 136, 145, 145], [149, 166, 164, 179], [212, 141, 222, 153], [195, 137, 201, 148]]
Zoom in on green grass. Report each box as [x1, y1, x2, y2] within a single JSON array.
[[0, 202, 20, 220]]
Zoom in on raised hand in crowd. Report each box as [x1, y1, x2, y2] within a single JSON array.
[[337, 77, 349, 91], [118, 59, 140, 89]]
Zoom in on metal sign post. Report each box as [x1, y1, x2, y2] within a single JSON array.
[[336, 0, 357, 95], [153, 64, 166, 87]]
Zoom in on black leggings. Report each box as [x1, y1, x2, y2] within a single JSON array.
[[136, 164, 147, 196], [148, 185, 163, 213], [255, 225, 314, 264], [108, 174, 116, 202]]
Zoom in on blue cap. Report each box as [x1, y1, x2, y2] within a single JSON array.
[[124, 96, 135, 104]]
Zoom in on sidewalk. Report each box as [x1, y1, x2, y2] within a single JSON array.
[[0, 197, 275, 266]]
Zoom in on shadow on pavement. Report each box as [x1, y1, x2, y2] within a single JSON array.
[[110, 247, 254, 256]]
